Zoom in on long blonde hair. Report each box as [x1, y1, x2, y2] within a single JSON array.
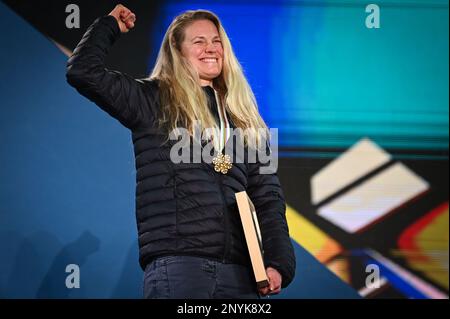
[[150, 10, 268, 148]]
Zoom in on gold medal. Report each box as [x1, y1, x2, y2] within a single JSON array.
[[211, 88, 232, 174], [213, 153, 232, 174]]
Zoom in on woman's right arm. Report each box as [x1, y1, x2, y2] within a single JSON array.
[[66, 5, 153, 129]]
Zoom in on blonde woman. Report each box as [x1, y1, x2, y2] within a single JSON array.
[[66, 4, 295, 299]]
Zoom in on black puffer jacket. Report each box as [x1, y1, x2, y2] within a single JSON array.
[[66, 16, 295, 288]]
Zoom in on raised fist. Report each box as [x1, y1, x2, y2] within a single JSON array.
[[108, 4, 136, 33]]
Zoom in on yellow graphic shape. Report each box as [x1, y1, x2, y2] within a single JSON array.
[[286, 205, 342, 263]]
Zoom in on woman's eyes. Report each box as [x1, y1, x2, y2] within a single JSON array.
[[193, 40, 222, 45]]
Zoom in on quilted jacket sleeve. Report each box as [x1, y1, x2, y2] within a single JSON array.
[[246, 146, 296, 288], [66, 15, 154, 129]]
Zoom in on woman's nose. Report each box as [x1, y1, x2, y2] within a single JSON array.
[[205, 42, 217, 52]]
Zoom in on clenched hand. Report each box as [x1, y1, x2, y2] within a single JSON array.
[[108, 4, 136, 33], [258, 267, 282, 297]]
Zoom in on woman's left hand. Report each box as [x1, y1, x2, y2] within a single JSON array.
[[258, 267, 282, 296]]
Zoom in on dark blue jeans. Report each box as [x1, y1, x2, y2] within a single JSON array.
[[143, 255, 260, 299]]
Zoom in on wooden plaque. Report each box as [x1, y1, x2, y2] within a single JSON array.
[[235, 191, 269, 288]]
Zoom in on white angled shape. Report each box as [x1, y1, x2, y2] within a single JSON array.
[[311, 138, 391, 205], [318, 163, 429, 233]]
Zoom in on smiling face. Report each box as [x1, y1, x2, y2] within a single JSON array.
[[180, 19, 224, 87]]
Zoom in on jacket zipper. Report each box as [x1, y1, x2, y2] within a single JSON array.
[[216, 173, 230, 263]]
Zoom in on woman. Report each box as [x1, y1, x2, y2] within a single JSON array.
[[66, 4, 295, 299]]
